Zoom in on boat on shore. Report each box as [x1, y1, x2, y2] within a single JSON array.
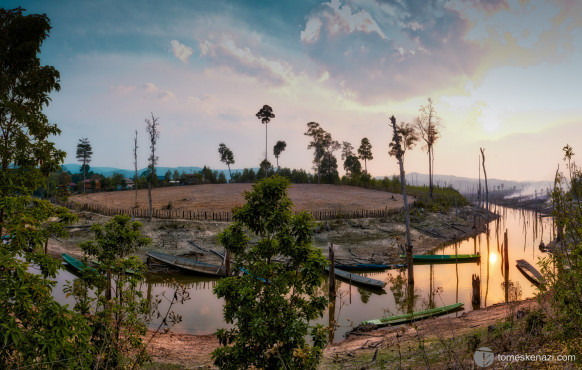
[[362, 302, 464, 327], [325, 267, 386, 290], [400, 254, 481, 263], [146, 250, 225, 277], [516, 259, 543, 286]]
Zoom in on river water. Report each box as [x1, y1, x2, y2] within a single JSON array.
[[52, 205, 552, 343]]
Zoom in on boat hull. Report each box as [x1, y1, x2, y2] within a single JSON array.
[[362, 302, 464, 327]]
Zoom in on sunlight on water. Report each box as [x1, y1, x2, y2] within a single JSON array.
[[51, 206, 551, 343]]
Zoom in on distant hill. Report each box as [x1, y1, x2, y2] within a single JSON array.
[[61, 164, 248, 180]]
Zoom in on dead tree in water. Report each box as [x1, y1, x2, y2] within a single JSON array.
[[480, 148, 489, 233], [389, 116, 418, 288]]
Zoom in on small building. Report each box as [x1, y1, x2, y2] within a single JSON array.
[[81, 179, 101, 192], [124, 178, 135, 189]]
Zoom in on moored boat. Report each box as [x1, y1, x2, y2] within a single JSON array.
[[516, 259, 543, 286], [325, 267, 386, 290], [146, 250, 225, 277], [61, 253, 96, 274], [362, 302, 464, 327], [334, 263, 405, 271], [399, 254, 481, 263]]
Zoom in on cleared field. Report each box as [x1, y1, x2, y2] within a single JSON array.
[[69, 183, 409, 213]]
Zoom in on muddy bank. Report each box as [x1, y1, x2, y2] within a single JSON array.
[[47, 205, 495, 268]]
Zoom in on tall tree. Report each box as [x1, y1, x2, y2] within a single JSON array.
[[0, 8, 94, 367], [273, 140, 287, 171], [389, 116, 418, 290], [145, 113, 159, 221], [341, 141, 354, 161], [416, 98, 442, 199], [256, 105, 275, 163], [76, 138, 92, 194], [133, 130, 138, 207], [305, 122, 329, 184], [358, 137, 373, 174], [218, 143, 235, 179]]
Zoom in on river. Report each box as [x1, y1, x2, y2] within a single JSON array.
[[52, 205, 552, 343]]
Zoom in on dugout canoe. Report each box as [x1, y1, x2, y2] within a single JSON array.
[[61, 253, 96, 274], [399, 254, 481, 263], [516, 259, 543, 286], [334, 263, 405, 271], [362, 302, 465, 327], [325, 267, 386, 290], [146, 251, 225, 277]]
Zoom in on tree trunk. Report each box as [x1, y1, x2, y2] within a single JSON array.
[[148, 181, 152, 221], [265, 123, 268, 163], [480, 148, 489, 233], [227, 165, 231, 181], [399, 157, 414, 288], [428, 145, 433, 198]]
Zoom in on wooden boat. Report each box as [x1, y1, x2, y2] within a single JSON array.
[[61, 253, 96, 273], [362, 302, 464, 327], [400, 254, 481, 263], [146, 251, 225, 277], [325, 267, 386, 290], [334, 263, 405, 271], [516, 259, 543, 286]]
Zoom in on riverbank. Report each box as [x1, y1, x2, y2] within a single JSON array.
[[143, 297, 540, 368]]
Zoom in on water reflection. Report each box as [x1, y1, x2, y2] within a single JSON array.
[[49, 206, 552, 343]]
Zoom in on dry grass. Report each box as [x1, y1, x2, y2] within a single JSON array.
[[69, 184, 409, 214]]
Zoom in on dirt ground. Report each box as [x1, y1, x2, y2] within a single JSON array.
[[69, 184, 411, 214], [50, 185, 497, 369]]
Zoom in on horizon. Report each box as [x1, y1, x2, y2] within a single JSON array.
[[61, 162, 553, 187], [5, 0, 582, 183]]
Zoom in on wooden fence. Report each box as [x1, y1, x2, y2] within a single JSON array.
[[53, 199, 407, 222]]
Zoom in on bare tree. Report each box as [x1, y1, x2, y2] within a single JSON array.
[[133, 130, 138, 208], [389, 116, 418, 289], [256, 105, 275, 163], [416, 98, 441, 199], [145, 113, 160, 221], [480, 147, 489, 233]]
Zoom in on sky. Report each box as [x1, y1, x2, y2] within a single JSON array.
[[6, 0, 582, 182]]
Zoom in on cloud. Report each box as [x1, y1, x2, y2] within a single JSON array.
[[143, 82, 157, 92], [158, 90, 176, 101], [109, 85, 136, 94], [170, 40, 193, 64], [198, 33, 296, 85], [301, 0, 386, 43]]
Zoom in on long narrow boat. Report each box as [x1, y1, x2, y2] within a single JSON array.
[[399, 254, 481, 263], [362, 302, 464, 327], [146, 251, 225, 277], [61, 253, 96, 273], [516, 259, 543, 286], [334, 263, 405, 271], [324, 267, 386, 290]]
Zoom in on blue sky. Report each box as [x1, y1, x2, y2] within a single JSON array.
[[6, 0, 582, 181]]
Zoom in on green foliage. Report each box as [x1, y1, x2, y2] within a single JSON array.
[[0, 197, 93, 368], [538, 145, 582, 356], [218, 143, 235, 178], [0, 7, 65, 195], [273, 140, 287, 169], [72, 215, 152, 368], [76, 138, 93, 184], [212, 176, 328, 369], [357, 137, 373, 173]]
